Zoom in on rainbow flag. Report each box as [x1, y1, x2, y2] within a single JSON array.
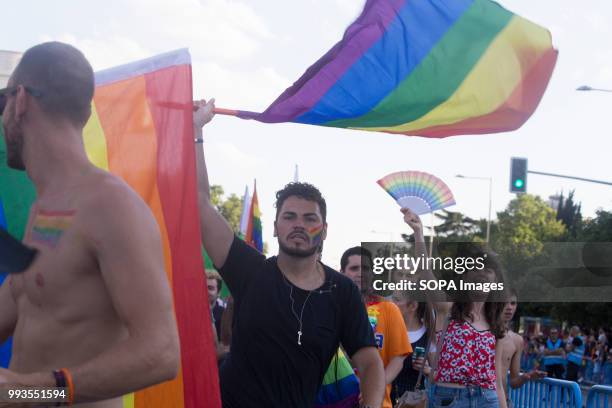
[[229, 0, 557, 138], [245, 182, 263, 252], [0, 49, 220, 407], [315, 349, 360, 408]]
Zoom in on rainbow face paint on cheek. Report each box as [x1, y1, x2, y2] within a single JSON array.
[[29, 210, 75, 249], [307, 225, 324, 246]]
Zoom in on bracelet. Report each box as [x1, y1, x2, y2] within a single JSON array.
[[53, 370, 66, 407], [194, 137, 204, 144], [60, 368, 75, 405]]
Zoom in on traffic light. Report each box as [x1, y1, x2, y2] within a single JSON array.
[[510, 157, 527, 193]]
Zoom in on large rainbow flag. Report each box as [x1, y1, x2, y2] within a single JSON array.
[[226, 0, 557, 138], [0, 49, 220, 407]]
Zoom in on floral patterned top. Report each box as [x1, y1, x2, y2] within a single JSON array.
[[435, 319, 497, 389]]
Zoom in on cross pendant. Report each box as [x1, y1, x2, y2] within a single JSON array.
[[297, 330, 303, 346]]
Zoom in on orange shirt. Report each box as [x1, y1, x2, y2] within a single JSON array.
[[367, 300, 412, 408]]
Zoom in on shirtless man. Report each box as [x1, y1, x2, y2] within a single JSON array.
[[498, 291, 545, 406], [0, 42, 179, 407]]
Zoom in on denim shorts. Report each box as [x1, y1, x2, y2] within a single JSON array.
[[429, 385, 499, 408]]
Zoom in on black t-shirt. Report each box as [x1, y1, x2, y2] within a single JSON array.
[[217, 236, 375, 408], [212, 302, 225, 336]]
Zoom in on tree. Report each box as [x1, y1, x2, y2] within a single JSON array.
[[579, 210, 612, 242], [556, 190, 582, 239], [505, 204, 612, 330], [210, 185, 243, 233], [433, 210, 480, 240], [492, 194, 566, 272]]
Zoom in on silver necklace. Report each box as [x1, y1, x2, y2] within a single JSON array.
[[281, 264, 321, 346], [287, 284, 313, 346]]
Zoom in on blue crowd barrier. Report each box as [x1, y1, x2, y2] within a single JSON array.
[[509, 378, 582, 408], [586, 385, 612, 408]]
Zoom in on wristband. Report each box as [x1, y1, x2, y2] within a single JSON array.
[[60, 368, 75, 405], [53, 369, 67, 406]]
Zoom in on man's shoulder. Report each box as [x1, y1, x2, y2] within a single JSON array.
[[75, 171, 157, 238]]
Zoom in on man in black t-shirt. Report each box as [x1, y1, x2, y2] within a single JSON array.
[[193, 100, 385, 408]]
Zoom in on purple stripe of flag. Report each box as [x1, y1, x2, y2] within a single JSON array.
[[238, 0, 408, 122]]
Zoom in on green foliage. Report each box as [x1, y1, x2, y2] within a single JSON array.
[[579, 210, 612, 242], [492, 194, 566, 269], [549, 303, 612, 328], [210, 185, 243, 233], [556, 190, 583, 239], [434, 210, 480, 240]]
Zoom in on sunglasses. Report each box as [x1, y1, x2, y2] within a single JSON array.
[[0, 85, 44, 116]]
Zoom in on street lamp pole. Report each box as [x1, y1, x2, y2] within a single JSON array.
[[456, 175, 493, 243]]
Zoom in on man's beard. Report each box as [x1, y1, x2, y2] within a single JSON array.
[[3, 123, 25, 170], [278, 240, 320, 258]]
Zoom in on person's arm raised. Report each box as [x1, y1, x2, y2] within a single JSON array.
[[401, 208, 451, 326], [193, 99, 234, 268]]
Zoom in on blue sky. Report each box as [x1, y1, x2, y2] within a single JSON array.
[[1, 0, 611, 268]]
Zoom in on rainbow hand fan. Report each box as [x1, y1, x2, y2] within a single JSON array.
[[377, 171, 456, 215]]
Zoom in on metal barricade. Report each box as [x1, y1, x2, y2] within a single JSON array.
[[586, 385, 612, 408], [509, 378, 582, 408]]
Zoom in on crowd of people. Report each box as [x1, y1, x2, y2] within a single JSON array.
[[194, 100, 547, 408], [521, 326, 612, 385]]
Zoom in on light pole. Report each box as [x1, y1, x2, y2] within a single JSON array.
[[576, 85, 612, 93], [455, 175, 492, 243]]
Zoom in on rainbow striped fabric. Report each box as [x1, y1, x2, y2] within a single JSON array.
[[233, 0, 557, 137], [377, 171, 456, 215], [245, 182, 263, 252], [0, 49, 220, 408], [315, 348, 360, 408]]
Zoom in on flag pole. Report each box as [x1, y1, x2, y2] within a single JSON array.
[[213, 107, 240, 116], [192, 106, 240, 116]]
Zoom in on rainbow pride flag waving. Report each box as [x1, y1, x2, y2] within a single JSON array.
[[0, 49, 220, 407], [228, 0, 557, 138]]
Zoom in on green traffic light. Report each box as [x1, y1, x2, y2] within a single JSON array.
[[514, 179, 524, 188]]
